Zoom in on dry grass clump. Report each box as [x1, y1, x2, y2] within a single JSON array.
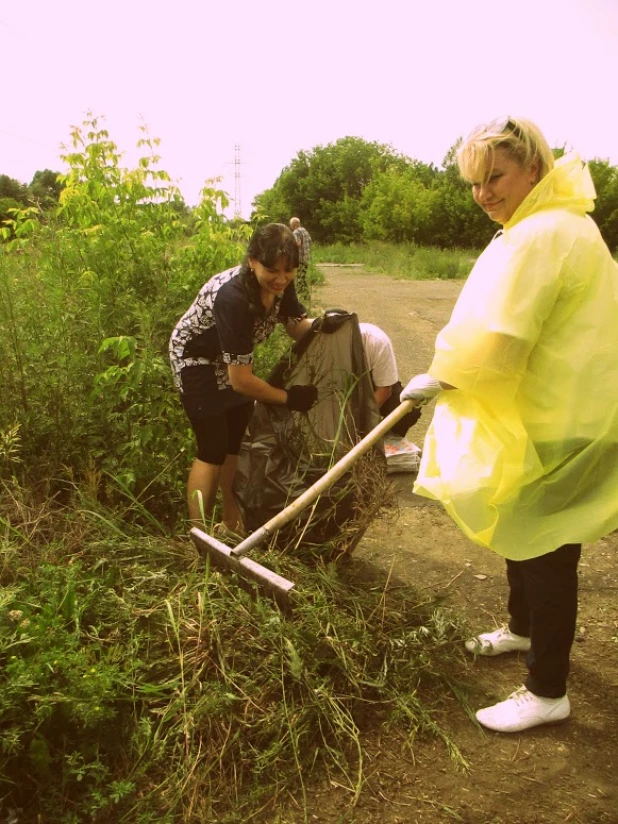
[[0, 480, 469, 823], [273, 445, 395, 562]]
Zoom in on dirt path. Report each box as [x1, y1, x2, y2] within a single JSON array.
[[285, 265, 618, 824]]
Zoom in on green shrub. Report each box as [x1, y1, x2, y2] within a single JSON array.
[[0, 484, 470, 822], [0, 117, 248, 526]]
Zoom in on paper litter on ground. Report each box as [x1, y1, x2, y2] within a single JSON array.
[[384, 436, 422, 473]]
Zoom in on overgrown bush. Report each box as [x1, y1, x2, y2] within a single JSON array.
[[0, 482, 470, 823], [0, 117, 248, 525], [0, 118, 474, 823]]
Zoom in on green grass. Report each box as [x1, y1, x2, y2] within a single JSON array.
[[0, 480, 471, 823], [313, 242, 478, 280]]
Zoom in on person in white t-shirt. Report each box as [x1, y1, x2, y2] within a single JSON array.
[[359, 322, 421, 436], [359, 322, 399, 407]]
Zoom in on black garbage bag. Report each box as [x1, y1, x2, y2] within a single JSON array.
[[233, 312, 390, 552]]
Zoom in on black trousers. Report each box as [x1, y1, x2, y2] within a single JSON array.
[[506, 543, 581, 699]]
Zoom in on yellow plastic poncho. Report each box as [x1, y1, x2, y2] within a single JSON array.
[[414, 154, 618, 560]]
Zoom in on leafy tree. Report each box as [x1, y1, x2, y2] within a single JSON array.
[[0, 197, 22, 231], [424, 145, 495, 248], [29, 169, 65, 207], [0, 116, 244, 513], [0, 174, 28, 205], [588, 158, 618, 251], [253, 137, 407, 243], [254, 137, 499, 248], [359, 143, 494, 248], [361, 166, 436, 243]]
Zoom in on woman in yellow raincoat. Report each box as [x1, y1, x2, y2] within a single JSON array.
[[401, 117, 618, 733]]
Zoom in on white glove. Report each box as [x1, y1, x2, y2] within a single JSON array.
[[400, 373, 442, 406]]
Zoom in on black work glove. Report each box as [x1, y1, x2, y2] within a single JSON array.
[[285, 384, 318, 412]]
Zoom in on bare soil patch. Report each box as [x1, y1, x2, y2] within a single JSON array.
[[273, 266, 618, 823]]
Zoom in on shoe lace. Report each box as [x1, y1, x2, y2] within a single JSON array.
[[510, 686, 532, 706]]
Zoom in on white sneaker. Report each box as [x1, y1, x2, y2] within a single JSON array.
[[465, 626, 531, 656], [476, 686, 570, 733]]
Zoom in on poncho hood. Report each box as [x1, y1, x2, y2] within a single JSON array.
[[504, 153, 597, 229]]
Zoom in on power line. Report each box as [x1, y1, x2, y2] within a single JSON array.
[[234, 144, 242, 219], [0, 128, 63, 151], [227, 144, 244, 219]]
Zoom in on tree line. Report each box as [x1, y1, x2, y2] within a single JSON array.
[[0, 170, 66, 224], [252, 136, 618, 251], [5, 134, 617, 252]]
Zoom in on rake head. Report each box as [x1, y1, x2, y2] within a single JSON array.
[[191, 526, 295, 613]]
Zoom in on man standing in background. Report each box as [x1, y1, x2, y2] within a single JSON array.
[[359, 321, 421, 437], [289, 217, 312, 301]]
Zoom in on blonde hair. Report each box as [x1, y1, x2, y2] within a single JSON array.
[[457, 117, 554, 184]]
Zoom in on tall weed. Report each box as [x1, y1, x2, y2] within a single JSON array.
[[0, 121, 473, 822], [0, 117, 247, 523], [0, 482, 470, 822]]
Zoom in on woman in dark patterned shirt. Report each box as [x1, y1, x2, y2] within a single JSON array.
[[169, 223, 317, 533]]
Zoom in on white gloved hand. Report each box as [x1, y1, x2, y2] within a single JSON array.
[[400, 373, 442, 406]]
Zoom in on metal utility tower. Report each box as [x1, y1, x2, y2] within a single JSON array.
[[234, 144, 242, 220]]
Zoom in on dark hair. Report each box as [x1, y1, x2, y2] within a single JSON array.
[[239, 223, 300, 317]]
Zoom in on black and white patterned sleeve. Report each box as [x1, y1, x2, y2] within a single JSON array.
[[278, 281, 307, 324]]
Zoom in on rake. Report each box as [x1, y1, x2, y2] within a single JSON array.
[[191, 399, 419, 611]]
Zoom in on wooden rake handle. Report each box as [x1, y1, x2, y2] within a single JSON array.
[[230, 399, 419, 558]]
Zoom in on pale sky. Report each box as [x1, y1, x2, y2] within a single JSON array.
[[2, 0, 617, 218]]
